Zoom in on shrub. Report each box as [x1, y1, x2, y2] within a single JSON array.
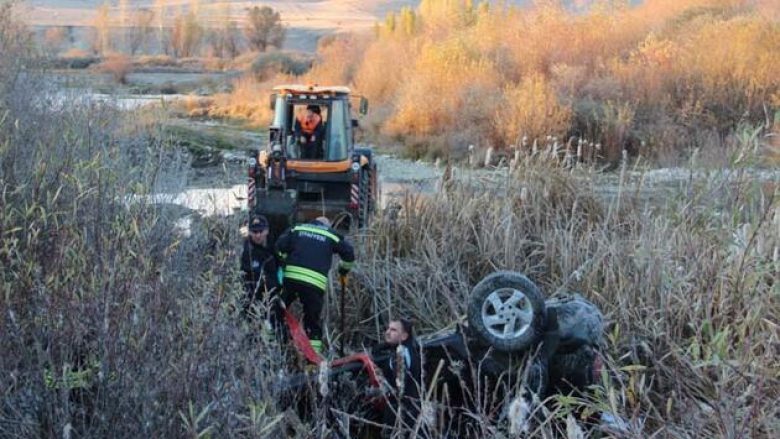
[[250, 51, 312, 81], [95, 53, 133, 84], [2, 10, 292, 437], [301, 33, 369, 86], [134, 54, 178, 68], [47, 49, 98, 69], [494, 72, 573, 149], [385, 37, 499, 142], [203, 74, 275, 126]]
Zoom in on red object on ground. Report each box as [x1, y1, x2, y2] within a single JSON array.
[[282, 308, 383, 397], [331, 353, 381, 387], [283, 307, 324, 364]]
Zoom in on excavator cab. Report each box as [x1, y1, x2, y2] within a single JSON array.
[[249, 85, 376, 242]]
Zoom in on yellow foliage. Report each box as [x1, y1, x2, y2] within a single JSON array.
[[611, 13, 780, 130], [385, 37, 500, 137], [206, 75, 276, 126], [301, 34, 369, 86], [217, 0, 780, 157], [494, 72, 572, 146], [353, 39, 418, 107]]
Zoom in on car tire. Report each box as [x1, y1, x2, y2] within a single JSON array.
[[467, 271, 546, 352]]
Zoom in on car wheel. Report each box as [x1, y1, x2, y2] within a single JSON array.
[[467, 271, 546, 352]]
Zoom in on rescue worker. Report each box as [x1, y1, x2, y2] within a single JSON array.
[[274, 216, 354, 353], [294, 104, 325, 159], [240, 215, 279, 318], [376, 319, 425, 437]]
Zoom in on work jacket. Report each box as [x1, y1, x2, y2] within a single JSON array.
[[380, 340, 422, 400], [275, 220, 355, 291], [240, 238, 279, 297], [296, 113, 323, 136]]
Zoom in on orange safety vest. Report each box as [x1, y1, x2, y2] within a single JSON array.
[[297, 113, 322, 135]]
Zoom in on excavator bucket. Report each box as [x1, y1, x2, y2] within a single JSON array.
[[254, 189, 297, 245]]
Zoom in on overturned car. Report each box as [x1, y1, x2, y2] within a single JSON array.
[[274, 271, 606, 437]]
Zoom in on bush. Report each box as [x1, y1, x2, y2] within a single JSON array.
[[134, 54, 179, 68], [494, 72, 572, 148], [250, 51, 312, 81], [95, 53, 133, 84], [300, 33, 369, 85]]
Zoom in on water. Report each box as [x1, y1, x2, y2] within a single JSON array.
[[135, 184, 248, 217], [89, 93, 188, 111]]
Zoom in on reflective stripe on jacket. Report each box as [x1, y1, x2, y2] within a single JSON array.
[[275, 220, 355, 291]]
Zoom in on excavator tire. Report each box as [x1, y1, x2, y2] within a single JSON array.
[[358, 168, 370, 228]]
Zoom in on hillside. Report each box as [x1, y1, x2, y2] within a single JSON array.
[[16, 0, 426, 51], [18, 0, 420, 29]]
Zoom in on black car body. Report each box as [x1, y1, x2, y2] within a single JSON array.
[[273, 272, 605, 437]]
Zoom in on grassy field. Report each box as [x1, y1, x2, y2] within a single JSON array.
[[2, 2, 779, 438]]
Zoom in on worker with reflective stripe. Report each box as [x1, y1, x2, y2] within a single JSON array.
[[275, 216, 355, 353]]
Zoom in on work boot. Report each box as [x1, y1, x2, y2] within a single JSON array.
[[310, 339, 323, 355]]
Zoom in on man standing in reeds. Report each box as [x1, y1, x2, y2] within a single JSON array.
[[275, 216, 354, 354], [240, 215, 280, 319]]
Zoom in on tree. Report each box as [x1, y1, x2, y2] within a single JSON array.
[[90, 2, 111, 55], [244, 6, 285, 52], [208, 1, 241, 58], [384, 11, 396, 34], [98, 53, 132, 84], [43, 26, 67, 56], [170, 11, 203, 58], [400, 7, 417, 36], [119, 0, 128, 50], [128, 8, 155, 55], [155, 0, 168, 54]]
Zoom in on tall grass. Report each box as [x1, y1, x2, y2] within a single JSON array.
[[1, 8, 293, 437], [344, 150, 779, 436]]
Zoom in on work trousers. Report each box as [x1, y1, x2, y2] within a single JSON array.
[[281, 278, 325, 342]]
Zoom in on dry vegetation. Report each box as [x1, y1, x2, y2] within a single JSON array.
[[351, 152, 780, 436], [214, 0, 779, 163], [2, 2, 779, 438]]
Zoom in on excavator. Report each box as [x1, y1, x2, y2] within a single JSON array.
[[247, 85, 378, 241]]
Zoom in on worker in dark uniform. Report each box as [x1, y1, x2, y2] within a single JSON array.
[[275, 216, 354, 353], [240, 215, 280, 319], [375, 319, 425, 436], [293, 105, 325, 159]]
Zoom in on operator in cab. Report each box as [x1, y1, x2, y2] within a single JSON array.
[[294, 105, 325, 159]]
